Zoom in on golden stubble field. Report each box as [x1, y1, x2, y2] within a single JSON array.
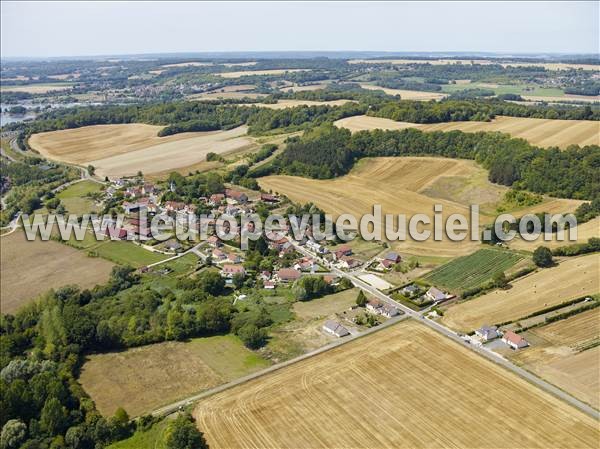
[[0, 82, 74, 93], [511, 308, 600, 409], [29, 124, 255, 178], [360, 83, 448, 100], [335, 115, 600, 148], [216, 69, 310, 78], [0, 231, 114, 314], [259, 157, 581, 258], [194, 320, 600, 449], [441, 254, 600, 332]]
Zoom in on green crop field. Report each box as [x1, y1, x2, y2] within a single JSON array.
[[57, 180, 103, 215], [92, 240, 168, 267], [422, 248, 524, 292]]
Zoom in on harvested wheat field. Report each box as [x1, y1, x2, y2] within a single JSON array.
[[441, 254, 600, 332], [0, 82, 73, 93], [534, 307, 600, 347], [261, 157, 505, 257], [282, 82, 330, 92], [360, 83, 448, 100], [335, 115, 600, 148], [217, 69, 310, 78], [161, 61, 213, 68], [508, 216, 599, 251], [79, 335, 270, 417], [259, 158, 480, 257], [194, 320, 599, 449], [511, 309, 600, 409], [0, 231, 114, 314], [30, 124, 254, 177], [189, 84, 267, 100]]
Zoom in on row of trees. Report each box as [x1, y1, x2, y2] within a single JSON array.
[[369, 98, 599, 123]]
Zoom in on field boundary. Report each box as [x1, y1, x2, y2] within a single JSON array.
[[150, 314, 409, 417]]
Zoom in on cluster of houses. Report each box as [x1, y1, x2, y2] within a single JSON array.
[[401, 284, 454, 305], [366, 299, 400, 318], [332, 245, 362, 270], [474, 325, 529, 350], [375, 251, 402, 271]]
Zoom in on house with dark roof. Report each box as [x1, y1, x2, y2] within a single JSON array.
[[322, 320, 349, 337], [225, 188, 248, 204], [475, 325, 499, 342], [384, 252, 401, 263]]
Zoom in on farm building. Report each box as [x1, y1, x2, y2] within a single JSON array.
[[475, 325, 499, 341], [502, 331, 529, 350], [322, 320, 350, 338]]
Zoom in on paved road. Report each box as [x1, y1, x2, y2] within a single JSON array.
[[150, 313, 409, 418], [291, 241, 600, 420]]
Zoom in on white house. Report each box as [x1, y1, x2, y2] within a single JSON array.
[[475, 325, 499, 341], [502, 331, 529, 349]]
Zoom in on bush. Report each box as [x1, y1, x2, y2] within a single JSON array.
[[164, 413, 208, 449], [533, 246, 553, 267]]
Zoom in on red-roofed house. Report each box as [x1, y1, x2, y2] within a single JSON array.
[[225, 188, 248, 204], [260, 193, 279, 203], [276, 268, 301, 282], [221, 264, 246, 278], [502, 331, 529, 349], [334, 245, 352, 260], [209, 193, 225, 206]]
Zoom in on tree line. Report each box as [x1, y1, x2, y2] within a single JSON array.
[[256, 124, 600, 201]]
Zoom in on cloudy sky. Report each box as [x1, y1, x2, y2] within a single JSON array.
[[1, 1, 598, 57]]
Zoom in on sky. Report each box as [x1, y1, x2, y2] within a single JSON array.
[[1, 1, 598, 58]]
